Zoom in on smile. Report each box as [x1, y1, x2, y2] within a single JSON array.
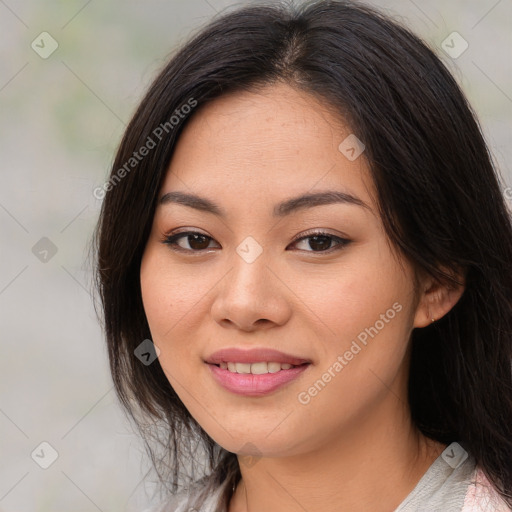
[[206, 361, 310, 396]]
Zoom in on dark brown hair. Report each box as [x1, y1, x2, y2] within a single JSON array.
[[93, 0, 512, 508]]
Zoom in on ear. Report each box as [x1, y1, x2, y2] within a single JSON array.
[[413, 267, 466, 328]]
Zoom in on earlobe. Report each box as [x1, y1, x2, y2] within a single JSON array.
[[413, 270, 466, 328]]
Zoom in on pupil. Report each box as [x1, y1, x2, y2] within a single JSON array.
[[310, 235, 331, 251], [189, 234, 210, 250]]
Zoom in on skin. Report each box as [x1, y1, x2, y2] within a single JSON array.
[[140, 82, 465, 512]]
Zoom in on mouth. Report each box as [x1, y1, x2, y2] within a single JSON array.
[[204, 347, 312, 396]]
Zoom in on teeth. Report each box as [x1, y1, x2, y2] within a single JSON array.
[[267, 362, 282, 373], [236, 362, 251, 374], [250, 362, 268, 374], [218, 361, 299, 374]]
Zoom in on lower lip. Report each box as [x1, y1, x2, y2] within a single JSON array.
[[207, 363, 310, 396]]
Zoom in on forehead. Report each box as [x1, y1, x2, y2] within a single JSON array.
[[159, 83, 376, 211]]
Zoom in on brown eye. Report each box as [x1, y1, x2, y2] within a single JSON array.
[[163, 231, 218, 252], [289, 232, 350, 253]]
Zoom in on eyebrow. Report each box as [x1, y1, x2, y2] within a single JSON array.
[[158, 190, 371, 217]]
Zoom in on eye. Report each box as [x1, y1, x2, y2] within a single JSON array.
[[162, 231, 219, 253], [161, 229, 351, 254], [288, 230, 350, 253]]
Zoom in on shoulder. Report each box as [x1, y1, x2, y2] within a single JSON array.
[[461, 466, 511, 512]]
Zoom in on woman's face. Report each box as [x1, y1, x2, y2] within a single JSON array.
[[140, 82, 425, 458]]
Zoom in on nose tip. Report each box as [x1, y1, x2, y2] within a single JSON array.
[[211, 261, 292, 332]]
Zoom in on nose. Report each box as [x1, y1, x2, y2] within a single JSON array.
[[210, 249, 292, 332]]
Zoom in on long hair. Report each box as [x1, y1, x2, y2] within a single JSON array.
[[93, 0, 512, 507]]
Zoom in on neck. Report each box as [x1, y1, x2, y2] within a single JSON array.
[[229, 395, 445, 512]]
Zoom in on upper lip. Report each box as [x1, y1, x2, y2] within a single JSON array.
[[205, 347, 311, 366]]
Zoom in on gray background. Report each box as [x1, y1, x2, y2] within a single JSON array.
[[0, 0, 510, 511]]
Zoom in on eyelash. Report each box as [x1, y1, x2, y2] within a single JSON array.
[[161, 229, 351, 255]]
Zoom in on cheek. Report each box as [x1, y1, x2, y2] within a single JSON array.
[[139, 248, 215, 390], [140, 248, 196, 328], [301, 250, 408, 348], [303, 248, 415, 397], [140, 250, 189, 348]]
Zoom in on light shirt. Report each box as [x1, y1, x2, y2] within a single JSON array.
[[144, 442, 511, 512]]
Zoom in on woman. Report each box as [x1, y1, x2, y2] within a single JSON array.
[[93, 1, 512, 510]]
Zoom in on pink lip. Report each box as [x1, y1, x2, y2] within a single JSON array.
[[204, 348, 312, 396], [207, 362, 310, 396], [205, 347, 310, 366]]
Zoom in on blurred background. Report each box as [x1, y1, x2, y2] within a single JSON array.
[[0, 0, 510, 510]]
